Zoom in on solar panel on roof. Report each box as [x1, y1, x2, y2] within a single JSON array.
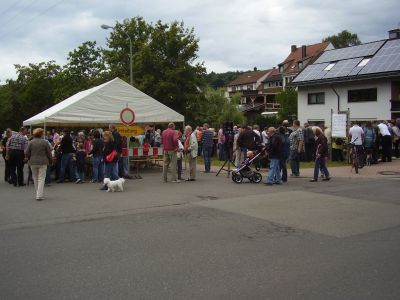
[[322, 57, 363, 79], [292, 63, 329, 82], [358, 39, 400, 74], [314, 41, 385, 64]]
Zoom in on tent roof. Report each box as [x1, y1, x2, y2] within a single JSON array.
[[23, 77, 184, 126]]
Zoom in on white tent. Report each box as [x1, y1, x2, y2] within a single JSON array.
[[23, 77, 184, 127]]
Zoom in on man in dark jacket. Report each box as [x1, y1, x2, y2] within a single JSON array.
[[237, 126, 261, 152], [265, 127, 283, 185], [57, 130, 75, 183]]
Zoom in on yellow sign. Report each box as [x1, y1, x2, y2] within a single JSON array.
[[116, 125, 145, 137]]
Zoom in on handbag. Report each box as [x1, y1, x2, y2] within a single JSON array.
[[105, 150, 118, 163]]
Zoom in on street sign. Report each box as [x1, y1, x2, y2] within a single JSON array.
[[120, 107, 135, 126], [116, 125, 144, 137]]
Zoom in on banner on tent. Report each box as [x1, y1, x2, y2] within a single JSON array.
[[116, 125, 144, 137]]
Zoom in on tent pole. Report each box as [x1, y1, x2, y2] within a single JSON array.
[[44, 118, 46, 138]]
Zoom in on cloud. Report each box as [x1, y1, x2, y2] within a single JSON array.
[[0, 0, 399, 83]]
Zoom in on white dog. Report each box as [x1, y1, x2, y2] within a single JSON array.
[[103, 178, 125, 192]]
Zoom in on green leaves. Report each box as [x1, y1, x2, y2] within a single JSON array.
[[276, 88, 298, 121], [323, 30, 361, 48], [0, 16, 208, 129]]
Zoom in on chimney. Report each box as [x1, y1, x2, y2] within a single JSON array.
[[291, 45, 297, 52], [301, 45, 307, 58], [388, 28, 400, 39]]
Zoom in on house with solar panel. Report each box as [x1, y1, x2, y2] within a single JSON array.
[[292, 29, 400, 126], [278, 42, 334, 89]]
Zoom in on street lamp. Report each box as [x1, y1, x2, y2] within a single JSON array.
[[101, 23, 133, 86]]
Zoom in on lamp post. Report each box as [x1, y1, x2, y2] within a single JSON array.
[[101, 24, 133, 86]]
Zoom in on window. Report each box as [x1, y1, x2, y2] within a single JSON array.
[[348, 88, 377, 102], [247, 84, 253, 90], [308, 92, 325, 104], [298, 62, 303, 69], [358, 58, 371, 67], [324, 63, 336, 71], [279, 65, 283, 73]]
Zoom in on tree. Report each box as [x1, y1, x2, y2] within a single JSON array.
[[217, 92, 245, 127], [276, 88, 297, 121], [12, 61, 61, 127], [54, 41, 106, 102], [102, 18, 206, 122], [204, 71, 244, 89], [323, 30, 361, 48]]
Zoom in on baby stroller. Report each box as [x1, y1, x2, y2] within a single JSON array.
[[231, 146, 266, 184]]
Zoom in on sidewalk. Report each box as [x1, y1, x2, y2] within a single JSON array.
[[204, 158, 400, 179]]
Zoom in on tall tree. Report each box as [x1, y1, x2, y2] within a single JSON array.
[[54, 41, 106, 102], [12, 61, 61, 126], [103, 18, 206, 122], [323, 30, 361, 48]]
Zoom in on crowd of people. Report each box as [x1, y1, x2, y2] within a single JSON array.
[[1, 117, 399, 200]]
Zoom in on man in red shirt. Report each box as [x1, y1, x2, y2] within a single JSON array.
[[161, 122, 179, 182]]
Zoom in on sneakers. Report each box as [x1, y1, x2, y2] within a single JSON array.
[[322, 177, 331, 181], [171, 180, 181, 183], [75, 179, 81, 184]]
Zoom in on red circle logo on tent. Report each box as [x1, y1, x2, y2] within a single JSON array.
[[120, 107, 135, 126]]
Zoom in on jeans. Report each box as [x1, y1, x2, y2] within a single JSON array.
[[381, 135, 392, 162], [122, 157, 129, 175], [92, 156, 104, 181], [9, 149, 25, 185], [218, 143, 226, 161], [59, 153, 75, 182], [313, 157, 330, 179], [104, 162, 119, 180], [45, 165, 52, 184], [289, 150, 300, 176], [280, 157, 288, 182], [267, 158, 282, 183], [202, 147, 212, 172], [177, 158, 182, 179], [3, 155, 10, 181]]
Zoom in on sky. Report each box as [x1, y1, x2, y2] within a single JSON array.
[[0, 0, 399, 83]]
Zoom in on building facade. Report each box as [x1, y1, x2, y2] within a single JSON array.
[[293, 30, 400, 126], [226, 68, 282, 119]]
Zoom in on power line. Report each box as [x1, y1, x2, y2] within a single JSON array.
[[0, 0, 37, 28], [0, 0, 26, 18], [0, 0, 65, 40]]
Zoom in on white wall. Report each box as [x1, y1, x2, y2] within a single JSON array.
[[298, 79, 392, 125]]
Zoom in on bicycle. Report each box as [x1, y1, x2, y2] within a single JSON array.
[[349, 142, 364, 174]]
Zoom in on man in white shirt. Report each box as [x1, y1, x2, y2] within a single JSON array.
[[349, 123, 364, 145], [348, 123, 364, 167], [377, 121, 392, 162]]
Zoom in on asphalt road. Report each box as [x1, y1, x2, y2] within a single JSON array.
[[0, 160, 400, 299]]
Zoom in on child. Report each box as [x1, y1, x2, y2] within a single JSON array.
[[75, 143, 86, 183]]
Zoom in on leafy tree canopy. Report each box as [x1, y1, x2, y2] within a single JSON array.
[[323, 30, 361, 48], [276, 88, 297, 121]]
